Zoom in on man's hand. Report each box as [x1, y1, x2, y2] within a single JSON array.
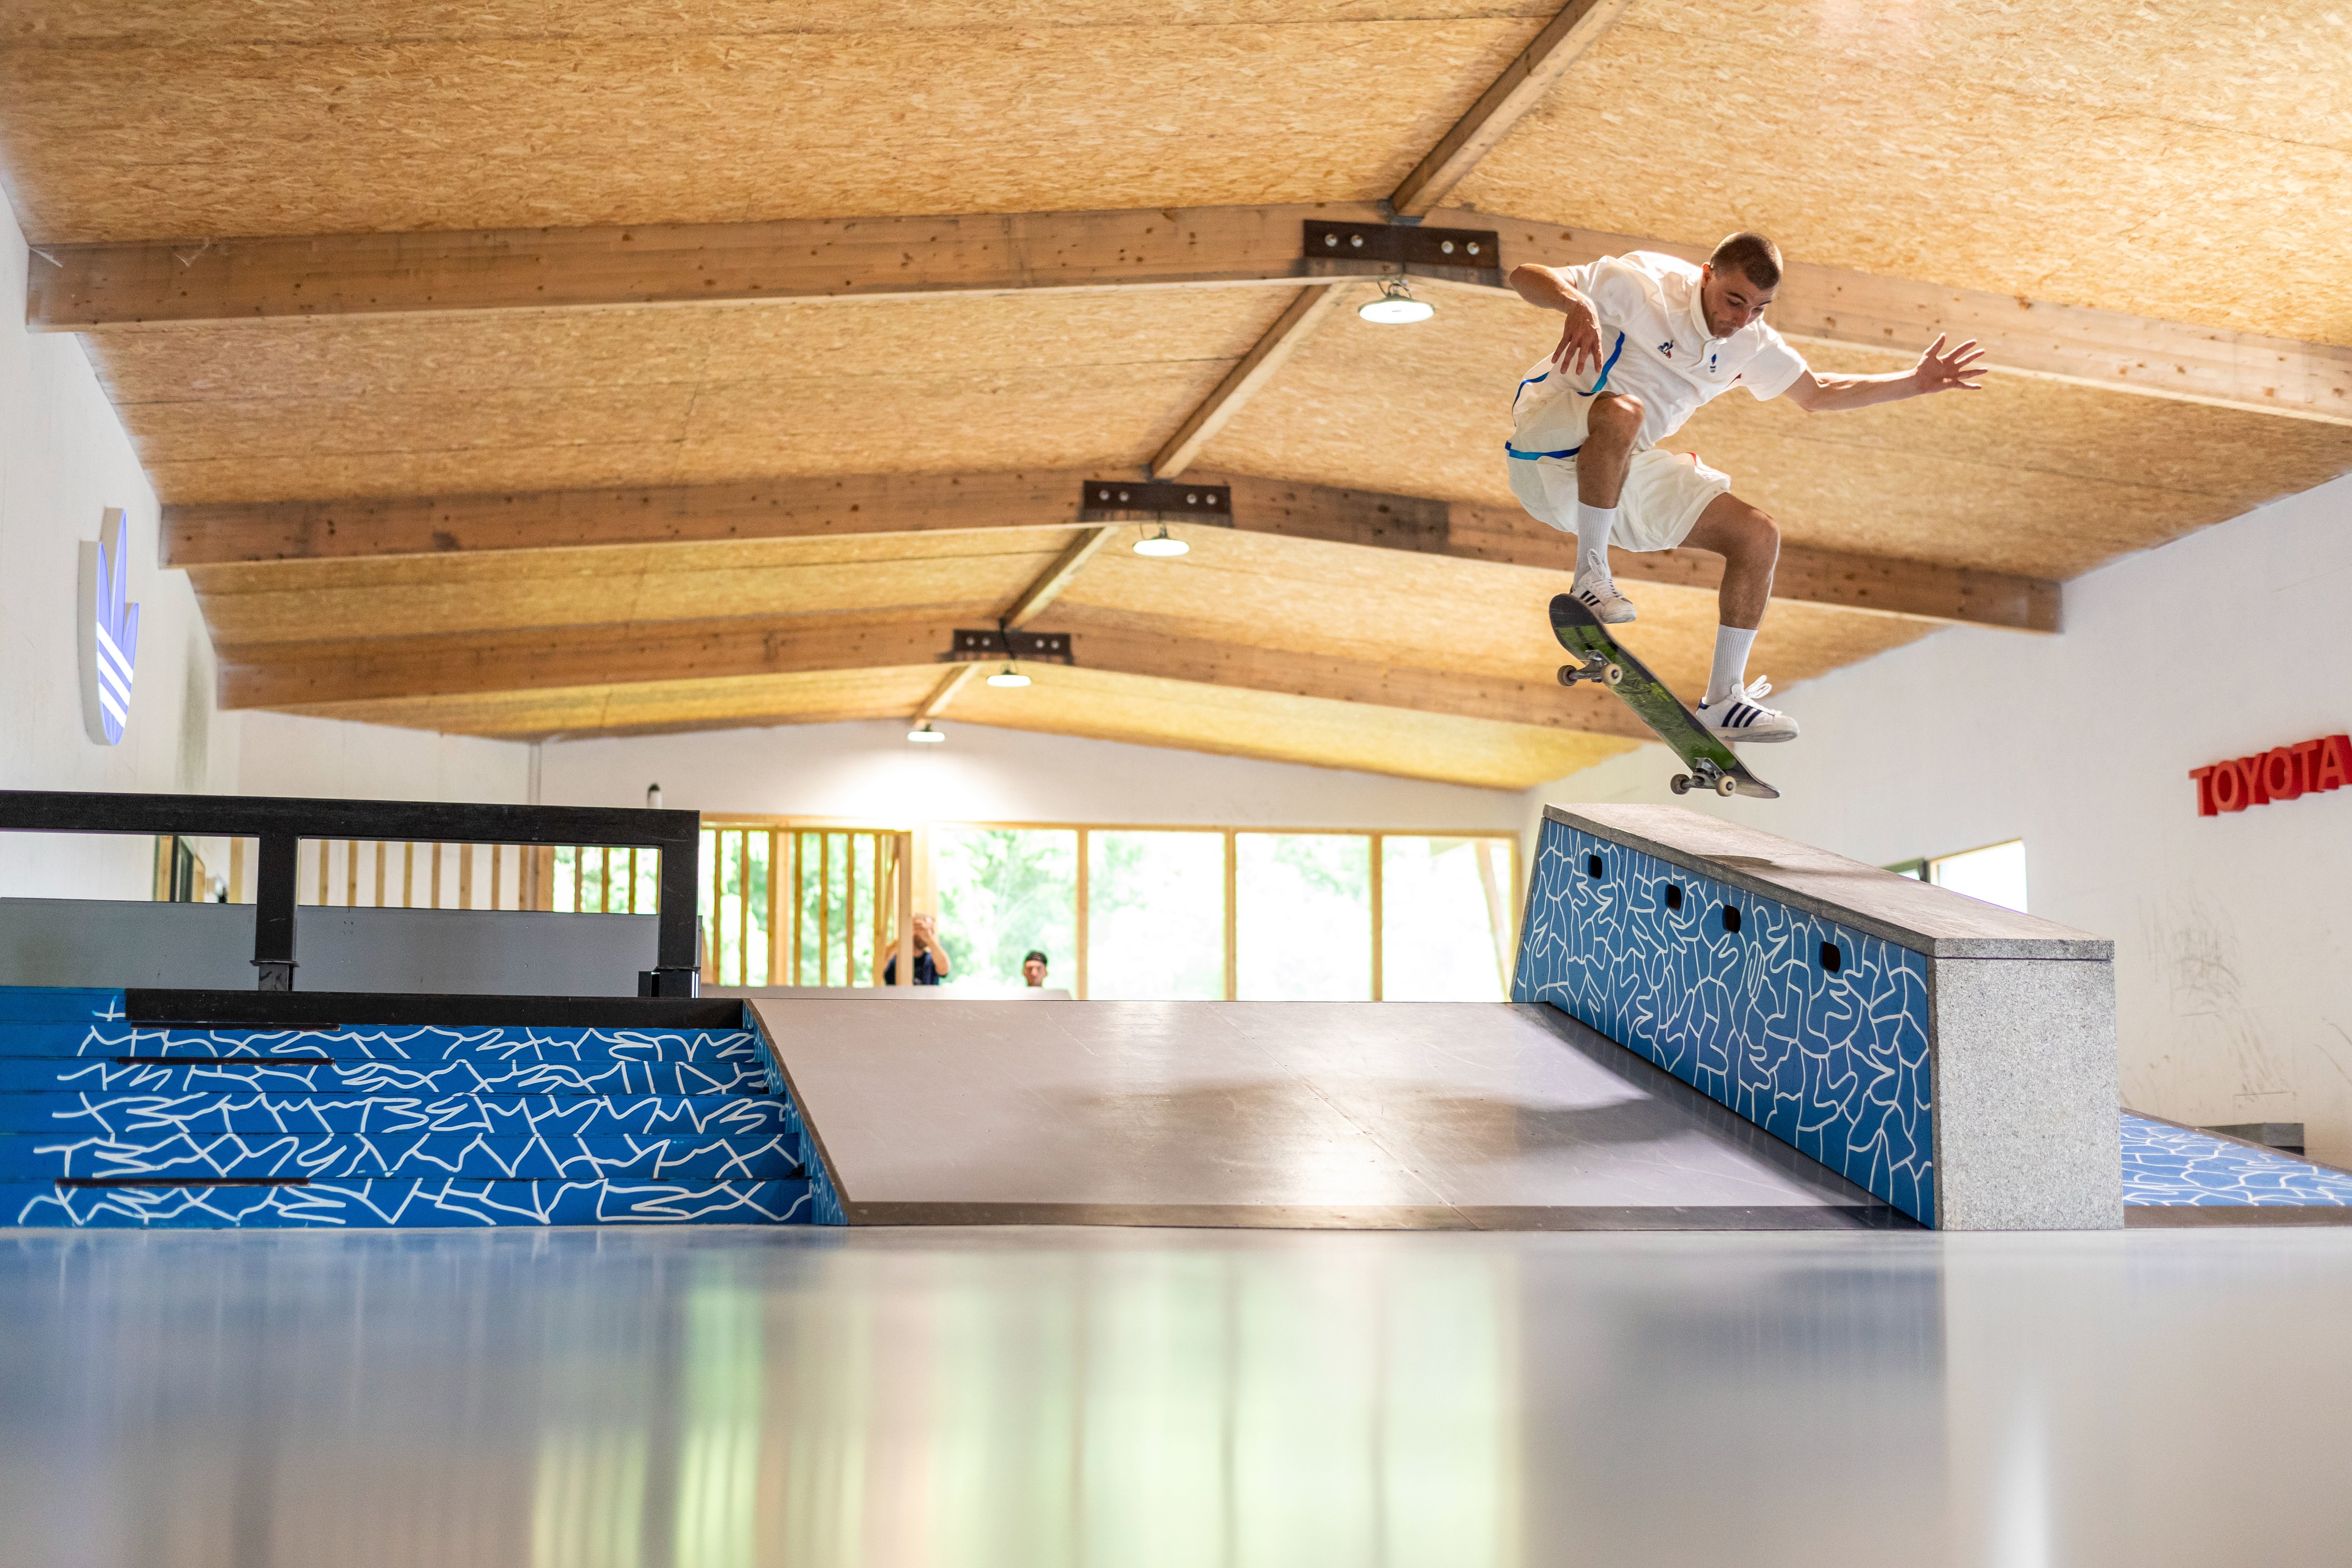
[[1550, 296, 1604, 376], [1912, 334, 1987, 394], [1509, 263, 1604, 375]]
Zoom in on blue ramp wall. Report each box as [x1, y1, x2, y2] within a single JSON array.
[[0, 987, 814, 1228], [1515, 816, 1936, 1225]]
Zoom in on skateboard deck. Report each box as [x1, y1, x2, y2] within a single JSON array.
[[1549, 593, 1780, 800]]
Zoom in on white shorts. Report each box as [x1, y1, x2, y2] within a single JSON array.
[[1504, 376, 1730, 552]]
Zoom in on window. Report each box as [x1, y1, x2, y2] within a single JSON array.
[[936, 828, 1077, 995], [1929, 839, 2028, 913], [1885, 842, 2027, 912], [1088, 831, 1227, 1000], [702, 828, 772, 986], [684, 820, 1516, 1000], [1237, 834, 1373, 1000], [1380, 836, 1515, 1002]]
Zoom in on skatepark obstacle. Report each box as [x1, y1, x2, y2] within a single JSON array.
[[1517, 804, 2122, 1230]]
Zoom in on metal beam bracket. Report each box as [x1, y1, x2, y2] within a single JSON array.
[[1078, 481, 1233, 525], [1302, 222, 1503, 286], [945, 629, 1075, 665]]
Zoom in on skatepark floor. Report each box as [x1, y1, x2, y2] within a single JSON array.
[[6, 1222, 2348, 1567]]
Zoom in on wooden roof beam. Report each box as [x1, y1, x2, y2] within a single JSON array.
[[45, 201, 2344, 423], [26, 203, 1394, 329], [1154, 0, 1633, 478], [1390, 0, 1634, 219], [214, 614, 1649, 742], [916, 523, 1117, 723], [1152, 285, 1347, 478], [169, 470, 2058, 634]]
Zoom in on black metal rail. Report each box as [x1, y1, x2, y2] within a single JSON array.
[[0, 790, 702, 995]]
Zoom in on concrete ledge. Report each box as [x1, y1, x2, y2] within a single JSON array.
[[1518, 805, 2122, 1231], [1547, 804, 2113, 960]]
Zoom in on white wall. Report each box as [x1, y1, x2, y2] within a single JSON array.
[[540, 719, 1527, 832], [236, 711, 531, 806], [0, 186, 540, 904], [0, 195, 237, 898], [1525, 472, 2352, 1162]]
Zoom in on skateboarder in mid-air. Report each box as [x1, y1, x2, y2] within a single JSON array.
[[1507, 233, 1985, 742]]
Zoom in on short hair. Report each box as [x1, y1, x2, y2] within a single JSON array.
[[1708, 231, 1782, 290], [1023, 950, 1049, 966]]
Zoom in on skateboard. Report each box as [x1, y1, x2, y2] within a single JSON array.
[[1550, 593, 1781, 800]]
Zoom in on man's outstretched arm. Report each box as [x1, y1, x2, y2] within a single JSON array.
[[1508, 263, 1606, 375], [1782, 334, 1986, 413]]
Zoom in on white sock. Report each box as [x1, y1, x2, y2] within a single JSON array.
[[1573, 501, 1617, 583], [1706, 625, 1758, 706]]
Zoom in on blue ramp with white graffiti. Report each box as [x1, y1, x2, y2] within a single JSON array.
[[0, 988, 814, 1228]]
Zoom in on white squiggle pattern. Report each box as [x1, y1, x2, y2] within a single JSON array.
[[18, 1021, 763, 1065], [1515, 820, 1936, 1225], [2, 1092, 785, 1138], [2121, 1114, 2352, 1206], [12, 1130, 802, 1181], [5, 1055, 766, 1097], [7, 1177, 810, 1228], [2, 989, 811, 1227]]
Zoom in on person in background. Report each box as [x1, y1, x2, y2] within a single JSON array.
[[881, 913, 953, 986], [1022, 950, 1049, 988]]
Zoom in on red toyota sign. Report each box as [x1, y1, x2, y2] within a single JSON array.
[[2191, 735, 2352, 815]]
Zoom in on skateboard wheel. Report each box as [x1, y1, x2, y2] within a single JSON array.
[[1713, 774, 1740, 798], [1556, 664, 1580, 686], [1669, 774, 1692, 796], [1602, 663, 1624, 687]]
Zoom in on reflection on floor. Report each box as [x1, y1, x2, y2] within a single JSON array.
[[3, 1225, 2348, 1567]]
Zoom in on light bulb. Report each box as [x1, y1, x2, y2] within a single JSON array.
[[1360, 278, 1433, 325], [906, 724, 946, 743], [1359, 295, 1434, 324], [985, 666, 1031, 688], [1133, 526, 1189, 557]]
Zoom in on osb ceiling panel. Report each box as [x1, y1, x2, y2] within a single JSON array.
[[0, 2, 1552, 239], [1054, 531, 1933, 700], [947, 664, 1636, 790], [266, 654, 1633, 791], [96, 289, 1296, 504], [1454, 0, 2352, 344], [191, 530, 1072, 646], [281, 665, 945, 741], [1202, 292, 2352, 580]]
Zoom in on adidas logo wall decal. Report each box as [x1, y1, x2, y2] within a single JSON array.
[[77, 508, 141, 746]]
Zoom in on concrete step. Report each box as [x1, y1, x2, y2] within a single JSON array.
[[7, 1176, 811, 1228], [0, 1090, 786, 1136], [2, 1130, 802, 1181]]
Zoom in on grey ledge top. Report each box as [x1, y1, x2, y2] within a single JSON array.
[[1546, 804, 2113, 961]]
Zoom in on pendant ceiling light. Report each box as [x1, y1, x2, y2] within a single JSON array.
[[1359, 278, 1433, 325], [1133, 525, 1188, 557], [906, 723, 946, 743], [985, 665, 1031, 688]]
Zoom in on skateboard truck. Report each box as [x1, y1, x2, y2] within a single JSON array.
[[1671, 760, 1742, 798], [1556, 654, 1623, 689]]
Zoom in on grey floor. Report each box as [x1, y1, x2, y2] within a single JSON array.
[[6, 1224, 2349, 1567]]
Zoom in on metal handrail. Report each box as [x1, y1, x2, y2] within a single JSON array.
[[0, 790, 702, 995]]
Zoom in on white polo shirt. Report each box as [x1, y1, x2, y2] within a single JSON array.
[[1514, 251, 1810, 450]]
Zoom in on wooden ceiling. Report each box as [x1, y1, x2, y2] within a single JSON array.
[[6, 0, 2349, 789]]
